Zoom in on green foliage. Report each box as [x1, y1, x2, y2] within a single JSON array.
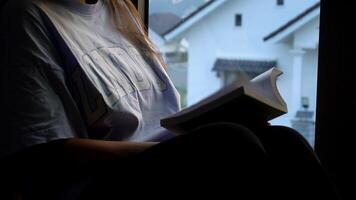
[[176, 86, 187, 108]]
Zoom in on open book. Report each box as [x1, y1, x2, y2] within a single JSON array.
[[160, 67, 287, 133]]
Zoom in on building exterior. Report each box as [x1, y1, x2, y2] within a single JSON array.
[[149, 0, 320, 144]]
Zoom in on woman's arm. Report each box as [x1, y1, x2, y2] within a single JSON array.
[[64, 139, 158, 162]]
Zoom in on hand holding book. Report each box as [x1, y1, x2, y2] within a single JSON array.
[[160, 67, 287, 134]]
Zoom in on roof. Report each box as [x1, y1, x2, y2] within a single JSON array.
[[212, 58, 277, 78], [163, 0, 228, 40], [263, 2, 320, 42], [162, 0, 320, 42], [162, 0, 216, 35], [149, 13, 181, 35], [149, 0, 208, 18]]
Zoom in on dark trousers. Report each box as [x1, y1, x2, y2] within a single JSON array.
[[1, 123, 339, 200]]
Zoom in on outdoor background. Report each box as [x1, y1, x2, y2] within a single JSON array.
[[148, 0, 320, 146]]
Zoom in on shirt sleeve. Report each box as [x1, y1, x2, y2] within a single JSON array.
[[0, 0, 83, 157]]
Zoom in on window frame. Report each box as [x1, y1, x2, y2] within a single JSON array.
[[133, 0, 149, 31], [143, 1, 351, 197], [277, 0, 284, 6], [235, 14, 243, 27]]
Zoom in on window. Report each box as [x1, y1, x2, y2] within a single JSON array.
[[277, 0, 284, 6], [235, 14, 242, 27], [148, 0, 321, 146]]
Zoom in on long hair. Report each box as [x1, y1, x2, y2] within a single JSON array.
[[107, 0, 167, 70]]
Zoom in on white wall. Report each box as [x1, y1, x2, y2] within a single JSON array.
[[149, 28, 165, 49], [294, 17, 320, 50], [181, 0, 314, 95]]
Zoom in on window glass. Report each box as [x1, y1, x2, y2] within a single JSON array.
[[235, 14, 242, 26], [277, 0, 285, 6], [149, 0, 320, 146]]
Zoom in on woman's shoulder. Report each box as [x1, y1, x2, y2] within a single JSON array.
[[0, 0, 53, 46], [0, 0, 63, 70], [1, 0, 47, 27], [2, 0, 41, 15]]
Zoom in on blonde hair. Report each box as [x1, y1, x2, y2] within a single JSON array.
[[107, 0, 167, 69]]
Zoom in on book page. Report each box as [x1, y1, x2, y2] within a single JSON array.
[[162, 77, 248, 119], [161, 67, 287, 129], [249, 67, 287, 111]]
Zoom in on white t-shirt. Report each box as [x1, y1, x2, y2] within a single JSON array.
[[0, 0, 180, 157]]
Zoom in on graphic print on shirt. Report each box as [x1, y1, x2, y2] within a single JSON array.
[[70, 63, 108, 127], [67, 46, 167, 128]]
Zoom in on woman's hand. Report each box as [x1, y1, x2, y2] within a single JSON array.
[[64, 139, 158, 162]]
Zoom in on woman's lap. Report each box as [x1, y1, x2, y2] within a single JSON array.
[[253, 126, 339, 199], [79, 122, 271, 199], [124, 123, 337, 199], [1, 123, 337, 199]]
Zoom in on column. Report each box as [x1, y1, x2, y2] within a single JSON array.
[[290, 48, 306, 116]]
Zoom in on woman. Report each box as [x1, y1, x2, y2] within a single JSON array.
[[0, 0, 338, 199]]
